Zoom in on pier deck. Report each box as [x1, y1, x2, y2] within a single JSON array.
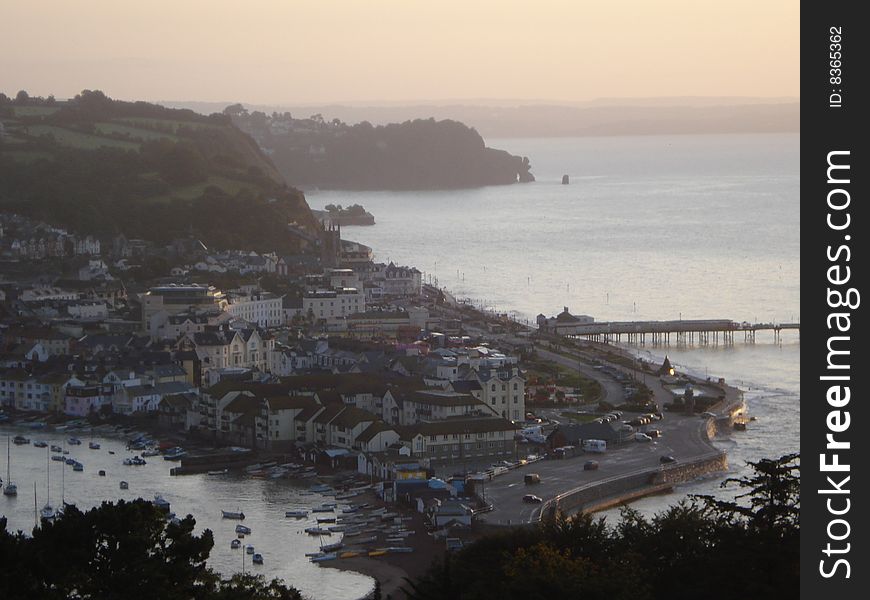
[[567, 319, 799, 346]]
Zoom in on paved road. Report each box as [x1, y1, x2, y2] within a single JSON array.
[[480, 410, 716, 525]]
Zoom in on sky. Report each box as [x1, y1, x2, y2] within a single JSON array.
[[1, 0, 799, 105]]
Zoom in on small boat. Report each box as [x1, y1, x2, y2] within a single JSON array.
[[98, 470, 106, 477], [207, 469, 228, 476], [68, 438, 82, 446], [123, 456, 147, 466], [120, 481, 129, 490], [108, 450, 115, 455], [320, 541, 343, 552], [142, 449, 159, 457], [252, 553, 263, 565], [231, 539, 241, 549], [235, 524, 252, 535], [50, 445, 63, 453], [2, 483, 17, 497], [312, 505, 334, 513], [51, 455, 66, 462], [40, 504, 56, 520], [304, 527, 331, 536], [340, 551, 359, 559], [327, 525, 347, 532], [34, 441, 48, 448], [72, 462, 84, 472], [153, 495, 171, 513], [222, 510, 245, 520], [163, 448, 186, 461], [316, 517, 336, 524], [13, 435, 29, 445], [89, 442, 101, 450], [285, 510, 309, 518], [368, 550, 387, 557], [310, 552, 337, 562], [245, 545, 255, 555]]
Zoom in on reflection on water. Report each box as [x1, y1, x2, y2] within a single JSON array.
[[0, 427, 373, 600]]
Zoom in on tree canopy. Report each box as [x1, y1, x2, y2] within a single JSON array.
[[0, 499, 303, 600]]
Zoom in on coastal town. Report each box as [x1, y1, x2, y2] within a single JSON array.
[[0, 209, 748, 595]]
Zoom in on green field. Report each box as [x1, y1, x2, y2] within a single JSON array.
[[3, 149, 54, 164], [23, 125, 140, 150], [95, 122, 180, 142], [115, 117, 223, 134], [11, 106, 61, 117], [145, 175, 263, 204]]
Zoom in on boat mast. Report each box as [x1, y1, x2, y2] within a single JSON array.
[[34, 482, 38, 529]]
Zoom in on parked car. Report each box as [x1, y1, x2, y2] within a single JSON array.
[[660, 455, 677, 464], [647, 429, 662, 438], [522, 494, 543, 503], [583, 460, 599, 471], [634, 433, 652, 442], [524, 473, 541, 485]]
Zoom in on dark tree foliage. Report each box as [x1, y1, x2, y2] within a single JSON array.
[[230, 112, 535, 189], [403, 454, 800, 600], [0, 499, 302, 600]]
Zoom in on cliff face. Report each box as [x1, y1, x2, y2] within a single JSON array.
[[230, 112, 535, 190], [0, 90, 320, 253]]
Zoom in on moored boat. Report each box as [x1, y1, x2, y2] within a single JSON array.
[[222, 509, 245, 520], [252, 553, 263, 565], [120, 481, 129, 490], [235, 524, 252, 535], [245, 544, 255, 555], [310, 552, 337, 562], [231, 539, 241, 549], [89, 442, 101, 450], [304, 527, 331, 535], [68, 438, 82, 446], [285, 510, 309, 518], [34, 441, 48, 448], [153, 495, 171, 513]]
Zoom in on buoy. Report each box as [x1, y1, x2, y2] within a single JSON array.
[[561, 174, 569, 185]]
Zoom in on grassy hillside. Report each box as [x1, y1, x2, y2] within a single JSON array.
[[0, 90, 319, 253]]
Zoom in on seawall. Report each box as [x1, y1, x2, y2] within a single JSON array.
[[539, 451, 727, 520]]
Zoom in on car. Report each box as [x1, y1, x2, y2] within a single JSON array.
[[660, 455, 677, 464], [583, 460, 599, 471], [522, 494, 543, 503], [701, 412, 717, 418], [647, 429, 662, 438], [634, 433, 652, 442]]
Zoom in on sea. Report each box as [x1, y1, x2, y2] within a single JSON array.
[[1, 134, 799, 595]]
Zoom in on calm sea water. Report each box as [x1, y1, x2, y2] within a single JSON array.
[[0, 428, 372, 599], [307, 133, 800, 515]]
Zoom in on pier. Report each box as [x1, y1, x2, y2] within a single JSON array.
[[566, 319, 799, 346]]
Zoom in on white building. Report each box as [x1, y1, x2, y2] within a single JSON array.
[[227, 292, 284, 328], [302, 288, 365, 321]]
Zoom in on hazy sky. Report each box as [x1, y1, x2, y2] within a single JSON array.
[[2, 0, 799, 105]]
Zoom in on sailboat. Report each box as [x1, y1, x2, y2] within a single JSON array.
[[3, 436, 17, 497], [40, 447, 56, 520]]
